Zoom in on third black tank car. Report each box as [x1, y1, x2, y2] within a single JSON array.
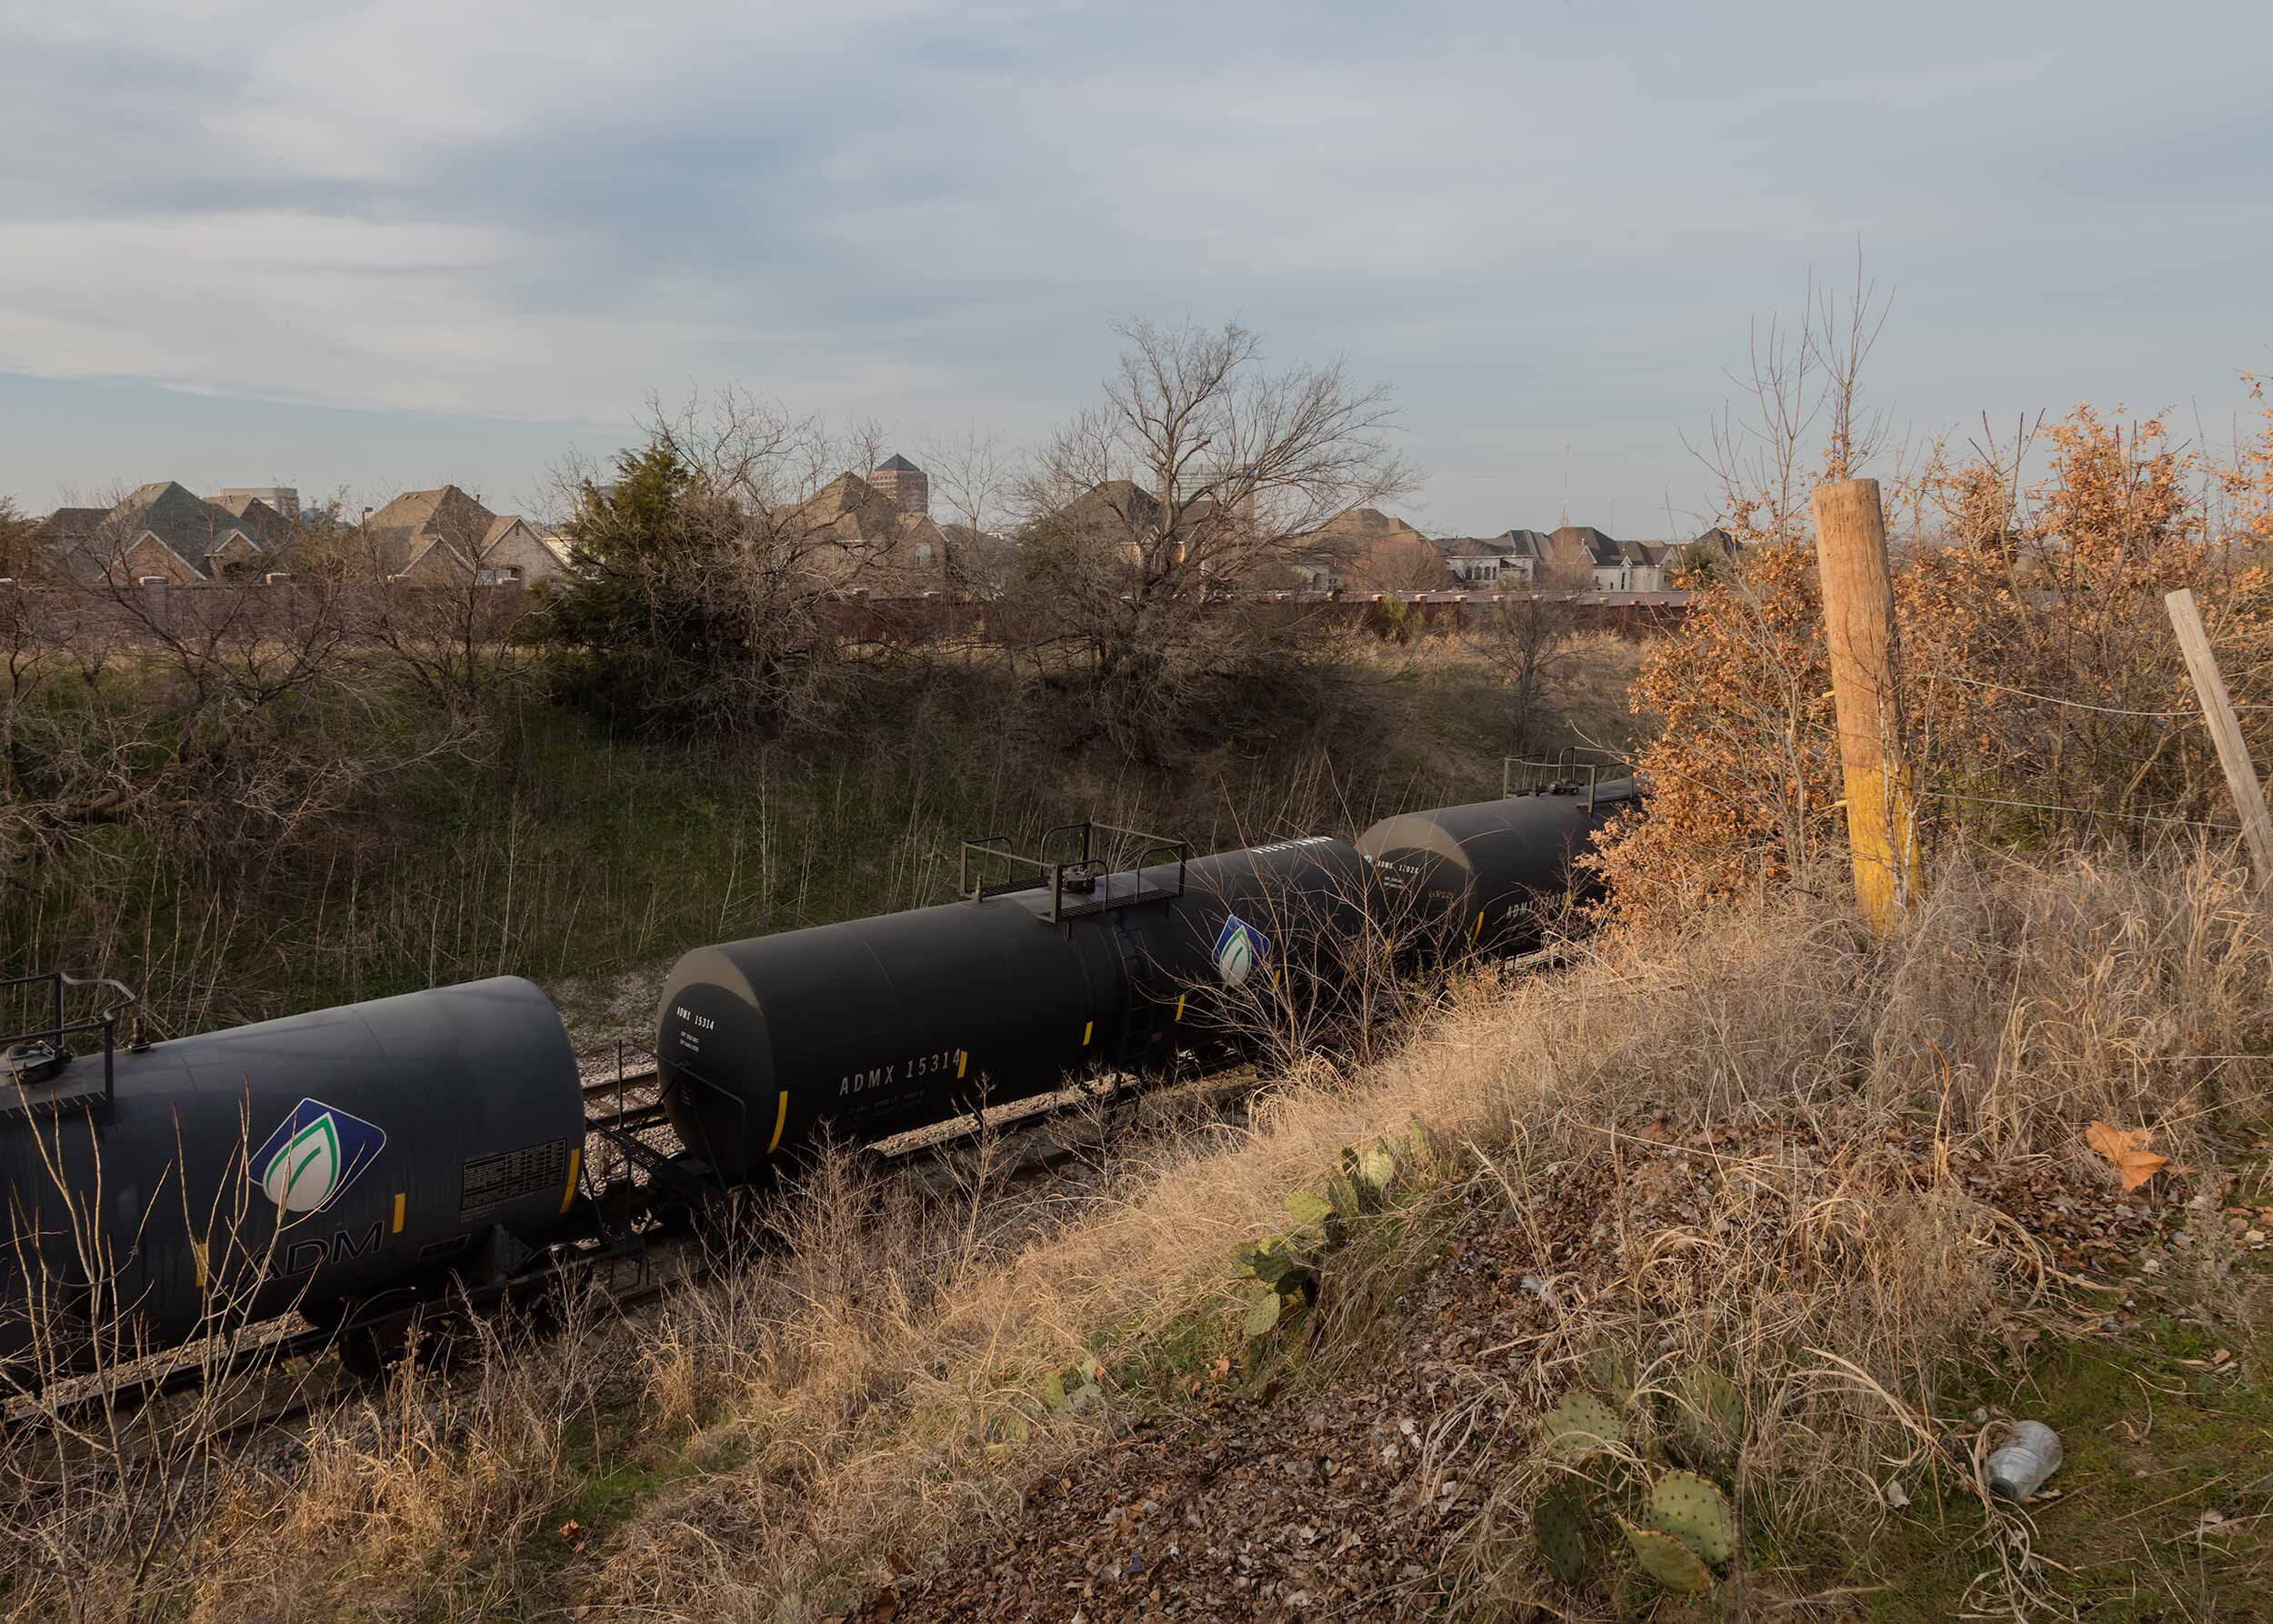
[[1357, 775, 1641, 948]]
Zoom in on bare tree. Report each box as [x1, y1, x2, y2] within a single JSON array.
[[919, 426, 1016, 596], [1472, 561, 1591, 752], [1013, 319, 1413, 754], [1687, 250, 1895, 547]]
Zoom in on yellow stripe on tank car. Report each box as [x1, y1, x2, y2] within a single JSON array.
[[1473, 908, 1485, 941], [1082, 1020, 1093, 1046], [391, 1192, 406, 1234], [956, 1049, 967, 1078], [768, 1090, 789, 1154], [1175, 993, 1186, 1021], [558, 1147, 581, 1215]]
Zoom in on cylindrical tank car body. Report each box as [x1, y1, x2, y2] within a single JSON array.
[[1355, 781, 1641, 950], [656, 836, 1369, 1182], [0, 977, 585, 1371]]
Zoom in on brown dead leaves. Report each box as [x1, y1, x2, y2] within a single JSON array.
[[2087, 1120, 2169, 1192]]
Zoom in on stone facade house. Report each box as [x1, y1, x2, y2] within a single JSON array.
[[361, 486, 566, 586], [36, 481, 298, 585], [775, 470, 953, 591], [1308, 507, 1446, 591]]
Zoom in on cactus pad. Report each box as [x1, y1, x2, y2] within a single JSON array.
[[1647, 1470, 1736, 1566], [1283, 1190, 1331, 1227], [1327, 1173, 1367, 1219], [1540, 1390, 1623, 1462], [1357, 1143, 1399, 1193], [1244, 1287, 1284, 1338], [1247, 1240, 1299, 1288], [1533, 1487, 1588, 1586], [1617, 1517, 1714, 1594]]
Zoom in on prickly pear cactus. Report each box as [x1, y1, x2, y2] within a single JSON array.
[[1540, 1390, 1623, 1462], [1282, 1190, 1331, 1227], [1532, 1486, 1589, 1586], [1617, 1517, 1714, 1594], [1357, 1142, 1399, 1195], [1327, 1172, 1366, 1220], [1244, 1287, 1285, 1338], [1646, 1469, 1736, 1566]]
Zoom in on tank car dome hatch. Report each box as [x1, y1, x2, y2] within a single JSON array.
[[0, 976, 584, 1375], [1355, 779, 1641, 950]]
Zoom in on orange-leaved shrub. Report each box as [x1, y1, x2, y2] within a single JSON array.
[[1594, 405, 2273, 925]]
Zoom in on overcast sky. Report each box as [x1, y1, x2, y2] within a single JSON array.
[[3, 0, 2267, 536]]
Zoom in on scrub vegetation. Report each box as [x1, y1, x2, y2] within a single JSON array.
[[0, 627, 1641, 1047]]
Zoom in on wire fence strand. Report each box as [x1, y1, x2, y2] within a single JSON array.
[[1922, 788, 2240, 833], [1929, 670, 2273, 717]]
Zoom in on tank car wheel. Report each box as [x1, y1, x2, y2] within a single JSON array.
[[325, 1289, 440, 1382]]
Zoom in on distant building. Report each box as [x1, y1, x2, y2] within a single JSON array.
[[213, 485, 300, 521], [1304, 507, 1438, 590], [866, 454, 930, 518], [776, 469, 952, 589], [36, 481, 300, 585], [1433, 535, 1527, 586], [360, 485, 566, 586]]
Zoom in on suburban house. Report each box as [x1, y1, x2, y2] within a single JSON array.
[[34, 481, 300, 586], [774, 464, 954, 591], [360, 486, 566, 586], [1309, 507, 1447, 591], [1024, 478, 1288, 586], [1434, 533, 1527, 586]]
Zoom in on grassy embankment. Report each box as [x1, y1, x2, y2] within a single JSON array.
[[35, 843, 2261, 1622]]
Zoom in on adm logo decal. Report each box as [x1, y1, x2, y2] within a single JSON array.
[[1213, 914, 1271, 989], [250, 1098, 387, 1217]]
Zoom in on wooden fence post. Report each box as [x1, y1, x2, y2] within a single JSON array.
[[1811, 478, 1922, 934], [2165, 587, 2273, 887]]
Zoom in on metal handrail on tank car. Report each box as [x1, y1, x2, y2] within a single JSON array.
[[0, 970, 143, 1114], [958, 820, 1191, 924], [1502, 748, 1628, 813]]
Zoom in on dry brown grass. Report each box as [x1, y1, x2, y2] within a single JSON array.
[[582, 845, 2272, 1617], [5, 844, 2265, 1620]]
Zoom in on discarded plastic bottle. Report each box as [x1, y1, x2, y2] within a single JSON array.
[[1987, 1421, 2063, 1499]]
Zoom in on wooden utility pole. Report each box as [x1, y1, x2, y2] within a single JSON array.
[[2165, 587, 2273, 886], [1811, 478, 1922, 934]]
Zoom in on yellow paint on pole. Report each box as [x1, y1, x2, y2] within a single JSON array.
[[1811, 478, 1923, 934]]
